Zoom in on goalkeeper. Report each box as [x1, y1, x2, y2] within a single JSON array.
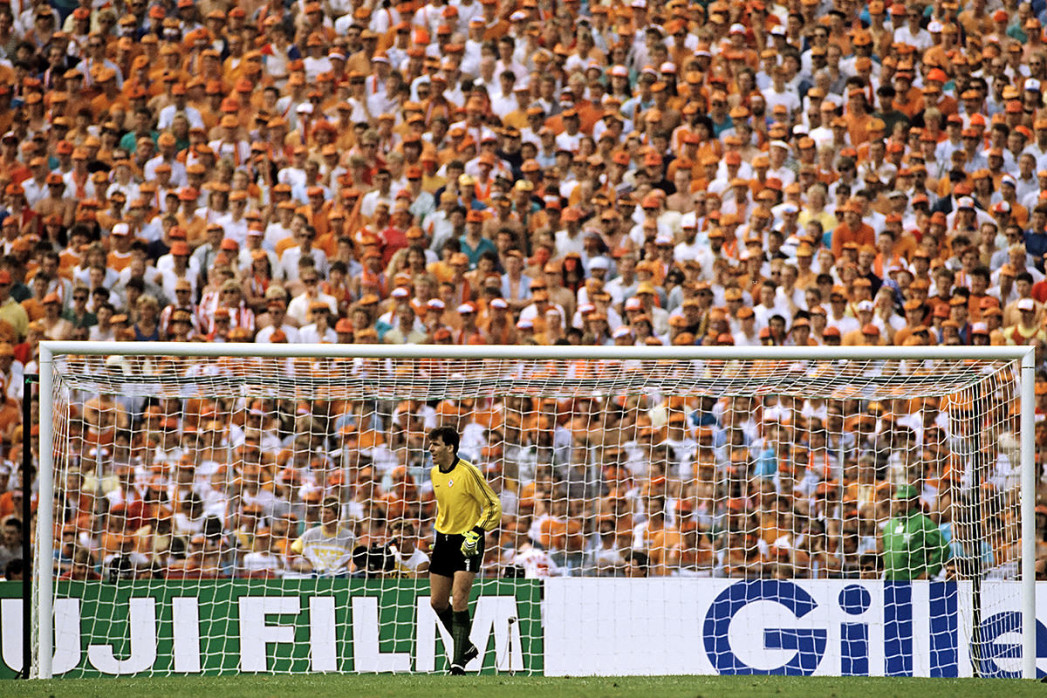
[[427, 425, 502, 675], [881, 484, 949, 580]]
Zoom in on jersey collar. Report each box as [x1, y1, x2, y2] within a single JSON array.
[[438, 456, 460, 474]]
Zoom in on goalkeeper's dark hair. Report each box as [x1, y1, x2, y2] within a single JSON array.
[[428, 425, 460, 454]]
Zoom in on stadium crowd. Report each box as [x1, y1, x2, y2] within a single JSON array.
[[0, 0, 1045, 584]]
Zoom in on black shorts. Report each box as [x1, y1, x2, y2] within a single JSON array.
[[429, 531, 484, 577]]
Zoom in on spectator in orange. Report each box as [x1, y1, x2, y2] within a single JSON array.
[[831, 200, 876, 259]]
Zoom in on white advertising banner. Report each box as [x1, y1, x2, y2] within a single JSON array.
[[544, 578, 1045, 678]]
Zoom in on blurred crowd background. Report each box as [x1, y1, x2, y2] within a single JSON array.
[[0, 0, 1044, 583]]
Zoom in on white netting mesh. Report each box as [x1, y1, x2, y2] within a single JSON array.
[[38, 349, 1028, 676]]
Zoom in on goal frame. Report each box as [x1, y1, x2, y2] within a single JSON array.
[[33, 341, 1038, 679]]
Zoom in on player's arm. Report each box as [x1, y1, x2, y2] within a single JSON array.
[[461, 464, 503, 556], [466, 463, 502, 532]]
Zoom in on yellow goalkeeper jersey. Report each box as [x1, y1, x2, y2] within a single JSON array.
[[431, 457, 502, 535]]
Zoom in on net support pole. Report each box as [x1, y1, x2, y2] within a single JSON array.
[[35, 347, 53, 680], [1021, 348, 1036, 680], [21, 373, 34, 679], [837, 438, 846, 572], [970, 380, 985, 678]]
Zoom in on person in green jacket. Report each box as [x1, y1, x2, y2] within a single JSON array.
[[881, 484, 949, 580]]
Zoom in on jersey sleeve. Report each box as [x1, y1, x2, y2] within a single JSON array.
[[465, 462, 502, 532], [924, 517, 949, 576]]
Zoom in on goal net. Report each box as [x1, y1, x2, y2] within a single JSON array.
[[32, 343, 1036, 679]]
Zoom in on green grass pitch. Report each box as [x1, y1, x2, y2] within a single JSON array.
[[1, 675, 1043, 698]]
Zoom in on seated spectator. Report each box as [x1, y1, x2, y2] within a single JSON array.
[[289, 496, 356, 576]]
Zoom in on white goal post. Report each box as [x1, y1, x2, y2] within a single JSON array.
[[32, 341, 1037, 679]]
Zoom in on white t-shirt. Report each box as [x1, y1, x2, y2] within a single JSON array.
[[292, 524, 355, 574]]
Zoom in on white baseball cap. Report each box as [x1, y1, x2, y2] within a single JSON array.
[[589, 257, 610, 270]]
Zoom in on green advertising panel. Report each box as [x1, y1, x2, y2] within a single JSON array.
[[0, 579, 542, 678]]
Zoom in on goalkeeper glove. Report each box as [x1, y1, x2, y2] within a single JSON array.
[[461, 530, 481, 557]]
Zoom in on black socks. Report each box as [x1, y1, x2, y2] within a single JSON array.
[[451, 609, 472, 666], [436, 606, 453, 634]]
